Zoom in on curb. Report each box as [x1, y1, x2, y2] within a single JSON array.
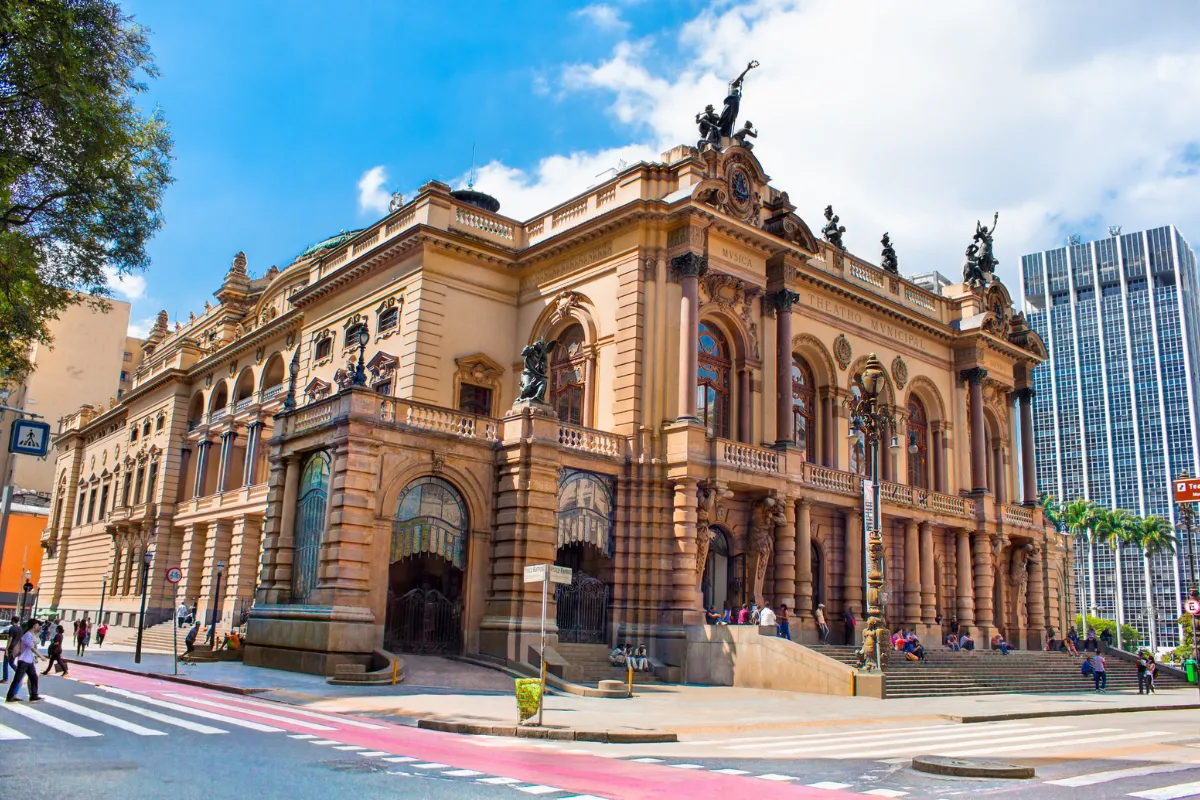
[[947, 702, 1200, 724], [912, 755, 1035, 779], [64, 658, 271, 696], [416, 718, 677, 743]]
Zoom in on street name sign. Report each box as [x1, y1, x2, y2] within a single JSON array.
[[1174, 478, 1200, 504], [523, 564, 573, 585]]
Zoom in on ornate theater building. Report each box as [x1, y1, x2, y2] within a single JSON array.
[[38, 82, 1072, 681]]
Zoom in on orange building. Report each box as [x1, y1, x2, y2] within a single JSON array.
[[0, 503, 47, 612]]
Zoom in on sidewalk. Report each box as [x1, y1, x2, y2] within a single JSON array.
[[65, 648, 1200, 737]]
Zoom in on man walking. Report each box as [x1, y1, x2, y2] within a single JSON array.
[[777, 604, 791, 641], [1094, 652, 1108, 692], [3, 616, 22, 683], [178, 600, 190, 628], [6, 619, 43, 703], [1137, 651, 1149, 694], [815, 603, 829, 644]]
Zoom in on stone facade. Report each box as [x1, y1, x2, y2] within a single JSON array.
[[39, 142, 1071, 676]]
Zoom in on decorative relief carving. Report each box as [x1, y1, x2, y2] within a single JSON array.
[[700, 272, 762, 360], [549, 290, 585, 327], [833, 334, 852, 371], [891, 356, 908, 389], [670, 251, 709, 280], [520, 240, 614, 292], [667, 226, 707, 250]]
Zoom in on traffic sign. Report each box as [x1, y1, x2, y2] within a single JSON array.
[[9, 419, 50, 457], [1186, 598, 1200, 616], [1174, 478, 1200, 504], [523, 564, 573, 585], [165, 566, 182, 584]]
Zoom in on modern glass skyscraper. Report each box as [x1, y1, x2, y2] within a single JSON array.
[[1022, 226, 1200, 648]]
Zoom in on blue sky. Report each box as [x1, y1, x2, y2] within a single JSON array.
[[119, 1, 1200, 334]]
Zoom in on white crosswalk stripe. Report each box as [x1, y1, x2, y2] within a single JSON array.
[[96, 686, 283, 732], [719, 722, 1017, 751], [78, 694, 227, 734], [161, 693, 335, 730], [215, 696, 386, 729], [42, 696, 166, 736], [0, 719, 30, 741], [947, 730, 1168, 758], [1129, 781, 1200, 800], [771, 723, 1058, 756], [1047, 762, 1200, 787], [847, 726, 1108, 759], [2, 703, 101, 738]]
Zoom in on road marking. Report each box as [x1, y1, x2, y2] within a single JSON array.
[[949, 731, 1169, 758], [1129, 781, 1200, 800], [288, 734, 319, 740], [559, 796, 607, 800], [757, 774, 798, 781], [723, 724, 1040, 751], [478, 777, 522, 785], [77, 696, 228, 735], [215, 696, 386, 729], [2, 703, 100, 738], [713, 769, 750, 775], [309, 739, 342, 745], [774, 724, 1057, 756], [357, 751, 391, 758], [863, 791, 908, 798], [807, 783, 852, 791], [413, 763, 448, 769], [95, 687, 282, 733], [162, 694, 335, 730], [630, 757, 663, 763], [382, 756, 416, 763], [333, 744, 365, 751], [515, 786, 562, 795], [1048, 763, 1200, 787], [43, 696, 166, 736], [829, 726, 1086, 759], [688, 724, 941, 746], [442, 769, 484, 777], [0, 719, 30, 741], [668, 764, 706, 769]]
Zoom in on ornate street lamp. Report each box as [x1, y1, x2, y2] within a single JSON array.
[[845, 353, 897, 672], [98, 573, 110, 626], [351, 327, 370, 387], [207, 559, 225, 646], [134, 549, 153, 664], [19, 570, 32, 621]]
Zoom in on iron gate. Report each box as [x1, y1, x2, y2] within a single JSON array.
[[555, 572, 610, 643], [384, 587, 461, 655]]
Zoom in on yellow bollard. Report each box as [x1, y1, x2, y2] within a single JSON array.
[[627, 662, 633, 697], [391, 660, 399, 685]]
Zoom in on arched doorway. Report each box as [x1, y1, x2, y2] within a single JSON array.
[[292, 451, 330, 604], [702, 527, 733, 614], [811, 540, 824, 608], [385, 476, 468, 654], [555, 469, 614, 643]]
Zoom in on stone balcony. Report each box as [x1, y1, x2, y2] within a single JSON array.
[[176, 483, 269, 522]]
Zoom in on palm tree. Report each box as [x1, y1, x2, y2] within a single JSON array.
[[1095, 507, 1135, 650], [1130, 515, 1178, 652], [1062, 498, 1100, 623]]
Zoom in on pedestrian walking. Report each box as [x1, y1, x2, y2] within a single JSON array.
[[184, 621, 200, 658], [1147, 655, 1158, 694], [843, 606, 857, 644], [41, 625, 68, 677], [777, 604, 791, 640], [2, 616, 20, 683], [96, 622, 108, 647], [178, 600, 190, 628], [5, 619, 43, 703], [1094, 653, 1108, 692], [76, 618, 89, 658], [38, 618, 51, 648], [814, 603, 829, 644], [1137, 651, 1150, 694]]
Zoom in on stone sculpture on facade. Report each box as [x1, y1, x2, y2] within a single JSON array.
[[1011, 541, 1034, 629], [880, 232, 898, 275], [963, 212, 999, 289], [718, 60, 759, 138], [517, 339, 557, 404], [694, 60, 759, 152], [695, 484, 719, 573], [695, 104, 721, 151], [732, 120, 757, 151], [822, 205, 846, 249], [282, 347, 300, 412], [749, 496, 785, 603]]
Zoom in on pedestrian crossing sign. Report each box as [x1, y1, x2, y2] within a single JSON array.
[[9, 419, 50, 457]]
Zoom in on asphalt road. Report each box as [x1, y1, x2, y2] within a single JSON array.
[[4, 666, 1200, 799]]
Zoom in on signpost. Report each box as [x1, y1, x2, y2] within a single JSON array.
[[1175, 476, 1200, 695], [166, 566, 182, 674], [523, 563, 572, 726], [9, 419, 50, 457]]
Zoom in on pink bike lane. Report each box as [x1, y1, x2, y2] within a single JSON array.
[[68, 664, 866, 800]]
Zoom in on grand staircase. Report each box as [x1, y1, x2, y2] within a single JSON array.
[[91, 621, 185, 654], [555, 642, 662, 685], [811, 645, 1189, 698]]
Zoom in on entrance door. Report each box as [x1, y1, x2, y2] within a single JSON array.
[[384, 477, 469, 655], [702, 527, 731, 613], [554, 542, 610, 643]]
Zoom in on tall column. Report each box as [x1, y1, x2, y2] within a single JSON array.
[[919, 521, 936, 625], [880, 421, 893, 483], [673, 253, 707, 421], [931, 423, 945, 493], [821, 390, 835, 468], [1028, 547, 1047, 646], [242, 422, 260, 487], [770, 289, 799, 447], [992, 444, 1006, 505], [274, 455, 302, 591], [1016, 388, 1037, 505], [671, 478, 702, 620], [972, 532, 996, 638], [216, 431, 237, 493], [842, 508, 862, 639], [961, 368, 989, 492], [192, 440, 210, 498], [772, 495, 796, 612], [737, 368, 751, 442], [794, 499, 813, 615], [224, 515, 263, 622], [903, 520, 921, 627], [956, 529, 975, 626]]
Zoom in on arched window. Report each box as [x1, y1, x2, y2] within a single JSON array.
[[907, 396, 929, 489], [697, 322, 731, 438], [392, 477, 468, 569], [792, 356, 816, 462], [292, 451, 331, 603], [550, 324, 587, 426]]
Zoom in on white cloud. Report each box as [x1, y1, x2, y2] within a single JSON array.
[[502, 0, 1200, 293], [127, 316, 154, 338], [576, 4, 629, 33], [357, 165, 392, 216], [103, 266, 147, 302]]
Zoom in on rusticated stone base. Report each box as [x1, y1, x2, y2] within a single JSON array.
[[244, 603, 379, 676]]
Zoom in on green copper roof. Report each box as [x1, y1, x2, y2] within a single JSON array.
[[298, 229, 363, 259]]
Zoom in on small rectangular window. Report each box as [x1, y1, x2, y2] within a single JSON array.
[[99, 485, 110, 520], [86, 490, 97, 524], [123, 351, 132, 361], [314, 337, 332, 361], [458, 383, 493, 416]]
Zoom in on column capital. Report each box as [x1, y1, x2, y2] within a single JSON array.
[[959, 367, 988, 385], [1013, 386, 1036, 402], [670, 252, 708, 279], [795, 496, 812, 510], [766, 288, 801, 316]]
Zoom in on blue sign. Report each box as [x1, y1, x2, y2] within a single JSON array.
[[10, 419, 51, 457]]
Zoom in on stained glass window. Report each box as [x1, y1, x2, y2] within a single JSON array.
[[907, 396, 929, 488], [698, 322, 731, 438], [551, 324, 586, 426], [392, 477, 468, 569], [792, 356, 816, 462]]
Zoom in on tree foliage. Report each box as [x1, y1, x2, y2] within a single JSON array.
[[0, 0, 172, 380]]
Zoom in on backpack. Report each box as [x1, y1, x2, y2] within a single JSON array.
[[1081, 660, 1094, 676]]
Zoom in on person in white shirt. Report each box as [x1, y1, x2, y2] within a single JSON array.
[[5, 620, 43, 703], [178, 601, 190, 628], [758, 604, 777, 627]]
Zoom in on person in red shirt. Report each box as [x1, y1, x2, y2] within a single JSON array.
[[96, 623, 108, 647]]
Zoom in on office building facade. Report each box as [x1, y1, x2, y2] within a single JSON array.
[[1022, 226, 1200, 647]]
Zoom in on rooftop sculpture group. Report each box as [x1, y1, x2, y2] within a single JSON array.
[[695, 60, 760, 152], [963, 212, 999, 289]]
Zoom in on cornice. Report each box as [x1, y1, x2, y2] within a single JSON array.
[[289, 230, 430, 309], [184, 311, 303, 379], [790, 267, 955, 344]]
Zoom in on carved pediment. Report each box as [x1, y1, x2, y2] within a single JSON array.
[[304, 377, 332, 402], [454, 353, 505, 388]]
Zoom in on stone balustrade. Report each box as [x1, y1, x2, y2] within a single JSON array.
[[1002, 503, 1035, 527], [719, 440, 782, 474], [452, 206, 515, 245], [558, 422, 625, 459], [378, 397, 499, 443], [801, 463, 862, 495]]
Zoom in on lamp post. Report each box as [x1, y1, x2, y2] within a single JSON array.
[[207, 560, 225, 645], [98, 573, 109, 627], [19, 570, 32, 622], [351, 327, 370, 387], [134, 549, 153, 664], [844, 353, 897, 672]]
